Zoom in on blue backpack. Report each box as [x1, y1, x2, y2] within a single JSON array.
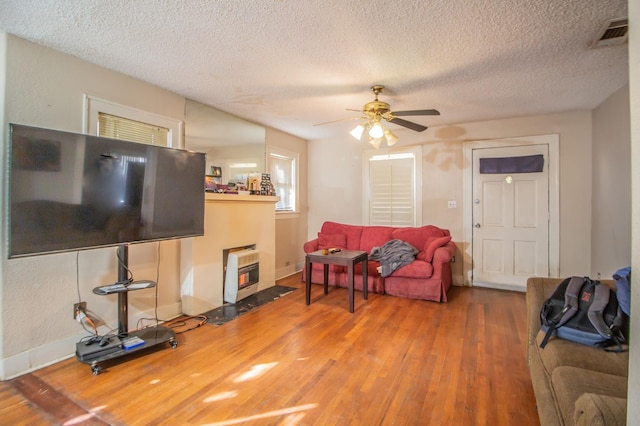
[[539, 276, 627, 351]]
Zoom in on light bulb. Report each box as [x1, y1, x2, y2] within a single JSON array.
[[369, 122, 384, 139]]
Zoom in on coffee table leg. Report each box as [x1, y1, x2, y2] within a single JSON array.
[[323, 264, 329, 294], [347, 260, 354, 313], [363, 256, 368, 300], [305, 256, 311, 305]]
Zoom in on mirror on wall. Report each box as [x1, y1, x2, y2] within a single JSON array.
[[184, 99, 266, 186]]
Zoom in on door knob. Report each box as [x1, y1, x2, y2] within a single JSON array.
[[474, 223, 481, 228]]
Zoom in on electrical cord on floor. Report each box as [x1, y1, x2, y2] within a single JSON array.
[[164, 315, 209, 334], [136, 314, 208, 334]]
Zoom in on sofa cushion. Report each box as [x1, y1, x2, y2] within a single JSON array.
[[387, 259, 433, 279], [534, 331, 629, 377], [392, 225, 445, 255], [551, 367, 627, 426], [321, 221, 363, 250], [317, 232, 347, 249], [417, 235, 452, 262], [359, 226, 394, 253], [574, 393, 627, 426]]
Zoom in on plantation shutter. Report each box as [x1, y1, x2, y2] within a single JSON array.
[[98, 112, 169, 146], [369, 156, 414, 226], [270, 153, 295, 211]]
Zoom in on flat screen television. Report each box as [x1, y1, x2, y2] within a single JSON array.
[[7, 124, 206, 258]]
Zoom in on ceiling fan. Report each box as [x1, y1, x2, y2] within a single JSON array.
[[348, 85, 440, 133], [317, 85, 440, 148]]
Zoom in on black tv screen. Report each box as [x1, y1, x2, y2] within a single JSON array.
[[7, 124, 206, 258]]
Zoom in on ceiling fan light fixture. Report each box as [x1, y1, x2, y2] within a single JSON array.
[[368, 137, 383, 150], [349, 124, 365, 140], [384, 128, 399, 146], [369, 122, 384, 139]]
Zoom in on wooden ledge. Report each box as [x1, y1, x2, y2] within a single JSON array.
[[205, 193, 280, 203]]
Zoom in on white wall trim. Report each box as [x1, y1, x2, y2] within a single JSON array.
[[462, 134, 560, 286], [275, 264, 301, 281]]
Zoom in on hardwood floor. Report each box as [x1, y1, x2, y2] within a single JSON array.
[[1, 273, 539, 425]]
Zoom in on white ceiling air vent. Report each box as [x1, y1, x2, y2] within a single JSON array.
[[592, 18, 628, 48]]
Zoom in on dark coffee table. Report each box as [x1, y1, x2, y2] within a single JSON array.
[[305, 249, 368, 313]]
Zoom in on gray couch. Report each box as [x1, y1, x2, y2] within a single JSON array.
[[526, 277, 628, 425]]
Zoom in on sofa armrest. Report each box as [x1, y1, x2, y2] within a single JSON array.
[[574, 393, 627, 426], [303, 238, 319, 253], [431, 241, 456, 279], [433, 241, 455, 262]]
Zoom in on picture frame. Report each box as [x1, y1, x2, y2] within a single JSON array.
[[211, 166, 222, 177]]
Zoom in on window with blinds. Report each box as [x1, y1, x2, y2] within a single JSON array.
[[368, 154, 416, 226], [98, 112, 169, 146], [268, 148, 297, 212]]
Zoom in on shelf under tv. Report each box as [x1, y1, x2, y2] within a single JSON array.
[[76, 325, 177, 375], [75, 245, 177, 375]]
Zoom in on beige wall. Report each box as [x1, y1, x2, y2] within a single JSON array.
[[309, 110, 595, 283], [627, 0, 639, 421], [265, 127, 309, 279], [0, 35, 187, 378], [0, 32, 7, 379], [591, 85, 631, 278]]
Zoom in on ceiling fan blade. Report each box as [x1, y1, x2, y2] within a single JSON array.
[[392, 109, 440, 116], [387, 117, 428, 132], [313, 116, 363, 126]]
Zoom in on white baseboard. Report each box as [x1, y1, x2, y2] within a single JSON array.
[[473, 280, 526, 292], [275, 264, 303, 281], [0, 301, 183, 380]]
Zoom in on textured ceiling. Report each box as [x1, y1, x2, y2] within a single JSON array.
[[0, 0, 629, 141]]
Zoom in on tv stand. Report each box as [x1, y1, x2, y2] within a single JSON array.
[[75, 245, 177, 375]]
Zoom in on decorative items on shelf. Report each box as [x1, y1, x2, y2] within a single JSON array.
[[205, 169, 274, 196], [248, 172, 261, 195], [260, 173, 275, 196], [210, 166, 222, 183]]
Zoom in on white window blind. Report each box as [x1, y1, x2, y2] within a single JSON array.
[[369, 156, 415, 226], [98, 112, 169, 146], [269, 151, 296, 212]]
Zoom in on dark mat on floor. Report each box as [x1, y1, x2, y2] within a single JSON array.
[[203, 285, 297, 326]]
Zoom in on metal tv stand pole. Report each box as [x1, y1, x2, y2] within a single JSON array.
[[117, 244, 129, 335]]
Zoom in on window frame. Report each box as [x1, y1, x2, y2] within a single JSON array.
[[83, 95, 184, 148], [267, 145, 299, 217]]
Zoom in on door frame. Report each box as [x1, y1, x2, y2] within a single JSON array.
[[462, 134, 560, 288]]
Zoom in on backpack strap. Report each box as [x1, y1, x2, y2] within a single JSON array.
[[587, 283, 613, 338], [586, 283, 627, 352], [540, 276, 585, 348], [555, 276, 585, 327]]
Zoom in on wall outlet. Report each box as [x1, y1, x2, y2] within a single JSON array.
[[447, 200, 457, 208], [73, 302, 86, 319]]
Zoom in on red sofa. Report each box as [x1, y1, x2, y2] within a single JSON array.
[[303, 221, 456, 302]]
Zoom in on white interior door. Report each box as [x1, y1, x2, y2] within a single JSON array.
[[472, 144, 549, 290]]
